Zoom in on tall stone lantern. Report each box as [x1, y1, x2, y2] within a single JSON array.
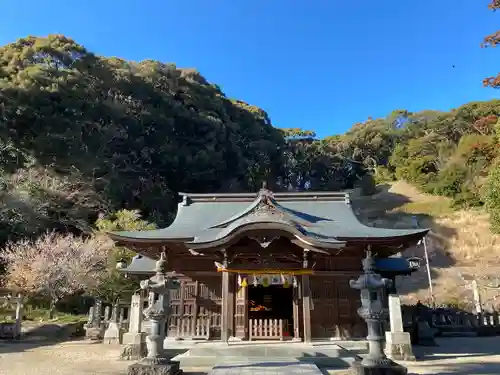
[[127, 252, 182, 375], [349, 250, 407, 375]]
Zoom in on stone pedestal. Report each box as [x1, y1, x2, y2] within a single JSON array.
[[85, 299, 104, 340], [385, 295, 415, 361], [385, 331, 415, 361], [104, 321, 122, 344], [127, 359, 182, 375], [121, 293, 147, 360], [85, 326, 105, 341], [121, 332, 147, 360], [104, 304, 122, 344]]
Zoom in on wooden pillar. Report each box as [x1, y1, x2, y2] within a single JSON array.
[[221, 270, 230, 342], [192, 280, 199, 336], [235, 283, 249, 339], [302, 250, 312, 343], [228, 273, 236, 338], [292, 283, 301, 341], [220, 250, 233, 342], [302, 275, 312, 343]]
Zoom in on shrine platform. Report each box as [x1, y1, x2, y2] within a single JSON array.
[[168, 340, 367, 370]]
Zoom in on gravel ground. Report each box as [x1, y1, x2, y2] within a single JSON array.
[[1, 336, 500, 375]]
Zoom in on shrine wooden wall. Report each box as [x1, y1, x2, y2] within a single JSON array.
[[164, 245, 368, 341], [308, 253, 366, 339], [309, 274, 366, 339], [167, 274, 222, 339]]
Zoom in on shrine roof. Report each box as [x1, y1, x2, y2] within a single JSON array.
[[120, 254, 156, 274], [109, 188, 429, 250]]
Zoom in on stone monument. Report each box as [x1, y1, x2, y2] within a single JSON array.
[[104, 303, 122, 344], [85, 299, 105, 340], [127, 252, 182, 375], [1, 293, 24, 339], [10, 293, 24, 339], [349, 250, 407, 375], [121, 293, 147, 360], [104, 305, 112, 324], [385, 295, 415, 361]]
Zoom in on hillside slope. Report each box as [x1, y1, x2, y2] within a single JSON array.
[[353, 181, 500, 308]]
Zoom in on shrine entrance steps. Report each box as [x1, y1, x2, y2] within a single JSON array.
[[170, 340, 367, 371], [207, 361, 323, 375]]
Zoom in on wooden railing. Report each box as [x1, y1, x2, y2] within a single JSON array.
[[173, 316, 211, 339], [249, 318, 288, 340], [145, 316, 211, 339]]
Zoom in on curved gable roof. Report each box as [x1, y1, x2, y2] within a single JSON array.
[[109, 188, 429, 249]]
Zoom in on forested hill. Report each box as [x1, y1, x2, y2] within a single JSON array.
[[1, 35, 500, 249], [0, 35, 365, 244], [334, 101, 500, 213]]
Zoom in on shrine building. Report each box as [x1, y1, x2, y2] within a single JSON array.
[[109, 187, 428, 343]]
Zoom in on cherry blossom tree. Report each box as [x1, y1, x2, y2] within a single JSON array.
[[0, 231, 113, 317]]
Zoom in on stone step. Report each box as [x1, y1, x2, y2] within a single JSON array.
[[174, 356, 357, 369], [207, 361, 325, 375], [171, 343, 362, 369]]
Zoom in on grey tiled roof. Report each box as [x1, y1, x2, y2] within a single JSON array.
[[109, 189, 428, 248]]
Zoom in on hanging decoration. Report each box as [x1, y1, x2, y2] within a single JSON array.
[[247, 274, 295, 287], [237, 274, 242, 287], [292, 276, 298, 288], [261, 276, 269, 287], [283, 275, 290, 288], [241, 277, 248, 288], [271, 275, 281, 284]]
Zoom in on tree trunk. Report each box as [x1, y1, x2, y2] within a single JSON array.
[[48, 298, 58, 319]]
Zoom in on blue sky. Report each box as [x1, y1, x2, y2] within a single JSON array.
[[1, 0, 499, 137]]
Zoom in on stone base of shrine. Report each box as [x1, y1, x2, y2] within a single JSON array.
[[385, 332, 415, 361], [84, 326, 105, 341], [349, 359, 407, 375], [127, 359, 182, 375]]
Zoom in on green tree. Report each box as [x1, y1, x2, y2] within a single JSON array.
[[0, 35, 289, 242], [486, 160, 500, 232], [482, 0, 500, 87], [90, 210, 156, 304]]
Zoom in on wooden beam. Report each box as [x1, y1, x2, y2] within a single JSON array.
[[301, 250, 312, 343], [301, 275, 312, 343], [221, 270, 230, 342], [220, 249, 232, 342], [228, 273, 236, 339], [292, 285, 300, 341]]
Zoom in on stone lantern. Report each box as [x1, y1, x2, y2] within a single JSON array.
[[349, 250, 407, 375], [127, 252, 182, 375]]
